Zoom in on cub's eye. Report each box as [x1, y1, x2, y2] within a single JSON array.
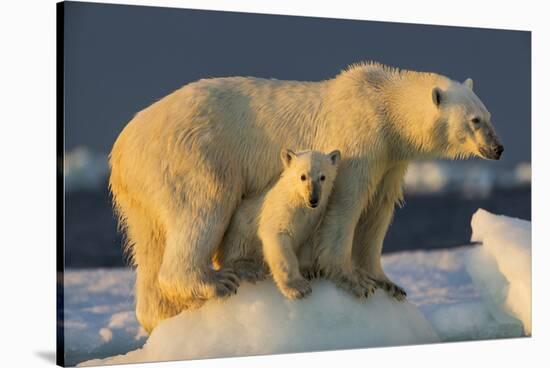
[[471, 117, 481, 125], [320, 175, 326, 181], [300, 174, 306, 181]]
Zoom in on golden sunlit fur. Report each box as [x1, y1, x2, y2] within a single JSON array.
[[109, 61, 501, 332]]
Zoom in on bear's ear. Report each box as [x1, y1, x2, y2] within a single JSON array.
[[463, 78, 474, 90], [328, 150, 341, 165], [432, 87, 443, 107], [281, 149, 296, 168]]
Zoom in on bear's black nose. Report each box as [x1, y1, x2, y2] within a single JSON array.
[[494, 144, 504, 159], [309, 199, 319, 208]]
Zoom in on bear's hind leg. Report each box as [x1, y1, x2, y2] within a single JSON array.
[[158, 194, 241, 304], [116, 199, 186, 333]]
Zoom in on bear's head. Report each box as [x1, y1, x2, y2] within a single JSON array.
[[280, 149, 341, 209], [431, 78, 504, 161]]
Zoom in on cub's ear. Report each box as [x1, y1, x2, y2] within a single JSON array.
[[463, 78, 474, 90], [328, 150, 341, 165], [280, 148, 296, 168], [432, 87, 443, 107]]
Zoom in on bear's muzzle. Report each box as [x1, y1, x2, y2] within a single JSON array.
[[480, 143, 504, 160]]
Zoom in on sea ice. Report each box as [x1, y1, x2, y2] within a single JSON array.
[[466, 209, 531, 335], [66, 209, 531, 366], [79, 281, 439, 366]]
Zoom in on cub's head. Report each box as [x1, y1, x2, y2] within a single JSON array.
[[280, 149, 341, 209], [432, 78, 503, 160]]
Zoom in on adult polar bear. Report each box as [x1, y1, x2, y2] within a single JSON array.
[[109, 62, 503, 332]]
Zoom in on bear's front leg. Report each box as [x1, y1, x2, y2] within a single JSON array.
[[315, 169, 375, 299], [353, 163, 408, 301], [297, 238, 321, 280], [354, 209, 407, 301]]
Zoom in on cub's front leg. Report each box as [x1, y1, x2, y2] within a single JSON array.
[[260, 232, 312, 300], [315, 167, 375, 298]]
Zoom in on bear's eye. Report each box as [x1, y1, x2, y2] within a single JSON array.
[[320, 175, 326, 181], [471, 117, 481, 125], [300, 174, 306, 181]]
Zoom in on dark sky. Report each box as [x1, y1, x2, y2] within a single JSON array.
[[63, 1, 531, 167]]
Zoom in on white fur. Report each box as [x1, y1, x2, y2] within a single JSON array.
[[109, 61, 502, 332], [258, 150, 339, 299], [214, 149, 340, 300]]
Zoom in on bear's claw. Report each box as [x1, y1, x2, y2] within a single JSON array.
[[300, 266, 322, 280], [374, 279, 407, 301], [355, 268, 378, 298], [334, 272, 365, 299], [211, 268, 240, 297]]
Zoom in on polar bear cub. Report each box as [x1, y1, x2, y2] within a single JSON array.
[[258, 149, 340, 299]]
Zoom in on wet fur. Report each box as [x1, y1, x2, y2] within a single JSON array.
[[109, 61, 501, 331]]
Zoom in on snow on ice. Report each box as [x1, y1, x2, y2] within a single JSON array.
[[62, 269, 147, 366], [79, 282, 439, 366], [467, 209, 531, 335], [63, 210, 531, 366]]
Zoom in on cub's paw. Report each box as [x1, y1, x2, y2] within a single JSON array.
[[279, 278, 312, 300], [232, 259, 267, 284]]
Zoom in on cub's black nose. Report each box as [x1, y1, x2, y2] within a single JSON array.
[[309, 199, 319, 208]]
